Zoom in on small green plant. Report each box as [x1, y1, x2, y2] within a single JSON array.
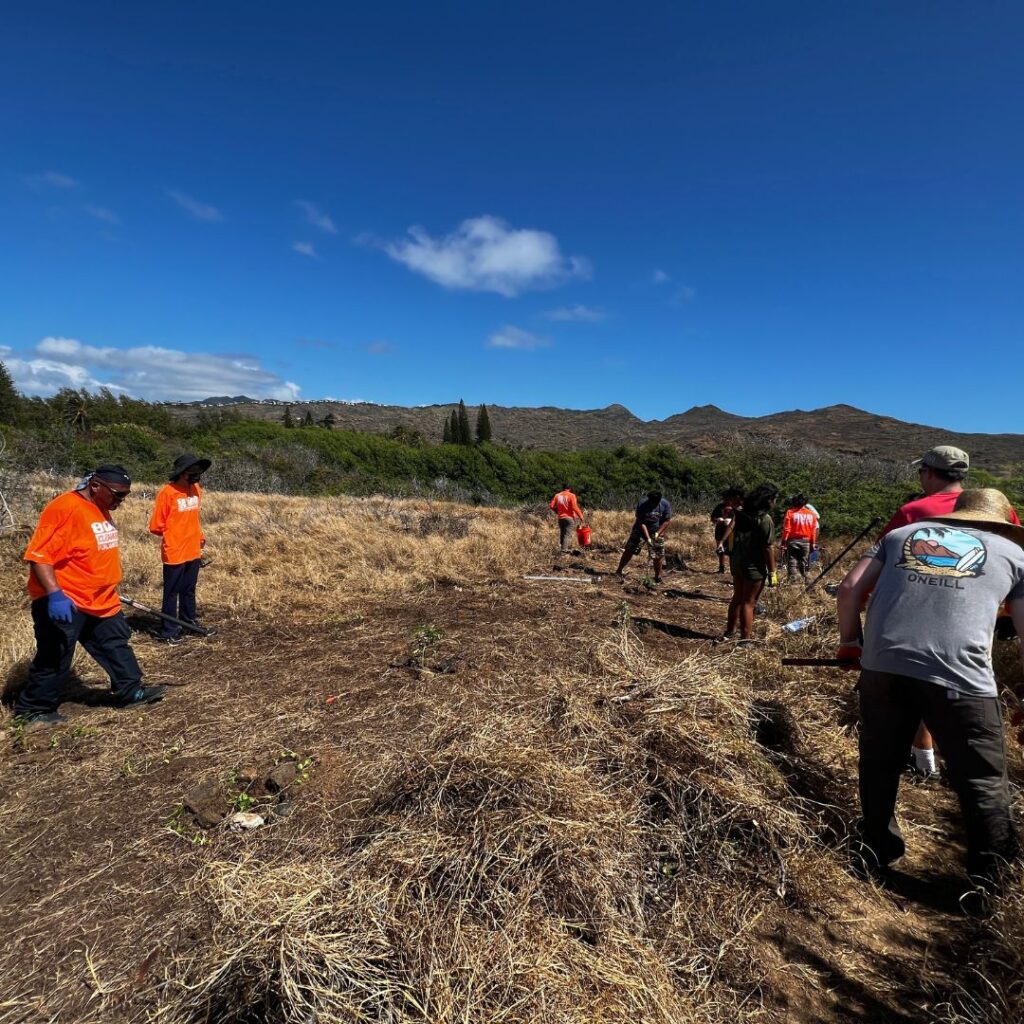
[[49, 734, 61, 750], [614, 601, 633, 628], [9, 717, 27, 747], [412, 624, 445, 655], [162, 740, 184, 765], [232, 792, 258, 813], [121, 752, 142, 778], [165, 804, 209, 846], [276, 749, 317, 786], [639, 574, 657, 592]]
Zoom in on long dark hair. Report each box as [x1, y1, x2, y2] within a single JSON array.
[[737, 482, 778, 523]]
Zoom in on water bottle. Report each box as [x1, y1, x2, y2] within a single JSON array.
[[782, 616, 816, 634]]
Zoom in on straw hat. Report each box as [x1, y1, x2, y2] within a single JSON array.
[[932, 488, 1024, 548]]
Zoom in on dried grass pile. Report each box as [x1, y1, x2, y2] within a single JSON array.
[[158, 630, 834, 1024]]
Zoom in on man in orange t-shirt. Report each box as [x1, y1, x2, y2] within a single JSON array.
[[16, 465, 167, 724], [780, 494, 820, 579], [549, 484, 584, 552], [149, 453, 212, 642]]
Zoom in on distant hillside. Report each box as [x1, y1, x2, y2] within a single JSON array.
[[166, 399, 1024, 472]]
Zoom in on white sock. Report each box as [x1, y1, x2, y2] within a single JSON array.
[[912, 746, 937, 773]]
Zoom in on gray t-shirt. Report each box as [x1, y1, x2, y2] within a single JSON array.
[[862, 522, 1024, 697]]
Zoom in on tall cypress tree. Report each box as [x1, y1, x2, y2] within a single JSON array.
[[442, 416, 452, 443], [282, 405, 295, 428], [449, 409, 460, 444], [0, 360, 19, 426], [457, 399, 472, 445], [475, 403, 492, 443]]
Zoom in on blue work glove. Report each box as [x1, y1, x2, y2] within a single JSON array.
[[47, 589, 75, 623]]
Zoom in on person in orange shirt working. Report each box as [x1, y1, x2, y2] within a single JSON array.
[[149, 453, 212, 642], [549, 484, 584, 553], [780, 493, 820, 579], [15, 465, 167, 725]]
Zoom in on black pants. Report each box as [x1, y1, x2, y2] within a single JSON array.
[[15, 600, 142, 716], [858, 669, 1016, 882], [160, 558, 201, 637]]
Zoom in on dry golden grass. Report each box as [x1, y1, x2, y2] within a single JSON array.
[[1, 484, 1022, 1024]]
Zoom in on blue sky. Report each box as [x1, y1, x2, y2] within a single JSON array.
[[2, 2, 1022, 431]]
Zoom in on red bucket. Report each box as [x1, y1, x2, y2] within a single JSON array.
[[576, 525, 592, 547]]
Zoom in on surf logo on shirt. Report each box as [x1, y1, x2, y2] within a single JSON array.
[[176, 496, 200, 512], [897, 526, 985, 579], [90, 520, 120, 551]]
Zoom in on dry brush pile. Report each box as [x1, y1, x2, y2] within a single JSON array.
[[157, 635, 838, 1024]]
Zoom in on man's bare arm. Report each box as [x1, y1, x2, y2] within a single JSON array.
[[837, 556, 883, 644], [30, 562, 60, 594]]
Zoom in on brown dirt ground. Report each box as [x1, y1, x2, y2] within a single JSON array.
[[1, 500, 1022, 1023]]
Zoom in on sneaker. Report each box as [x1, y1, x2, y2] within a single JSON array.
[[851, 850, 896, 883], [19, 711, 68, 728], [117, 685, 168, 708], [907, 766, 942, 785], [151, 632, 183, 646]]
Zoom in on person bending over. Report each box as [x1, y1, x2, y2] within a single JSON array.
[[616, 489, 672, 583]]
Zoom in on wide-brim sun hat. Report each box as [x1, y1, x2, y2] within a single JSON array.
[[931, 488, 1024, 549], [170, 453, 212, 480]]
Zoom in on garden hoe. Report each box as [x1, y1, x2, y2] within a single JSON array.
[[119, 594, 216, 636]]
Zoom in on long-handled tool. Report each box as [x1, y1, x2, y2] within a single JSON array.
[[119, 594, 215, 636], [805, 517, 882, 591]]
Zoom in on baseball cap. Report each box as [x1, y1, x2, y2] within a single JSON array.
[[912, 445, 969, 472]]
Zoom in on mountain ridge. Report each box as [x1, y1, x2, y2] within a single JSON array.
[[168, 399, 1024, 472]]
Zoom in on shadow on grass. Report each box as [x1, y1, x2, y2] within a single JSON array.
[[632, 617, 719, 642], [662, 588, 730, 604]]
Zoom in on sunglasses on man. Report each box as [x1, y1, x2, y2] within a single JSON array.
[[95, 478, 131, 500]]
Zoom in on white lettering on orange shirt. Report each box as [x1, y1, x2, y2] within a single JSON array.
[[90, 520, 120, 551]]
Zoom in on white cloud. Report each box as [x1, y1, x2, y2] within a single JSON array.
[[7, 337, 299, 402], [383, 215, 589, 297], [25, 171, 78, 189], [292, 241, 318, 257], [652, 269, 670, 284], [294, 200, 337, 234], [669, 285, 696, 306], [486, 325, 551, 351], [85, 205, 121, 225], [167, 189, 224, 222], [543, 304, 606, 322]]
